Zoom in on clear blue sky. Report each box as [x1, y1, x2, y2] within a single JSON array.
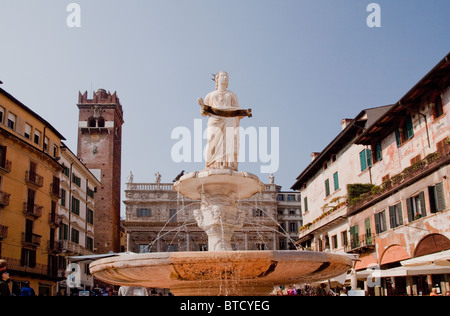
[[1, 0, 449, 215]]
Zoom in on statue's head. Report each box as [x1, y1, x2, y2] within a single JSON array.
[[215, 71, 229, 90]]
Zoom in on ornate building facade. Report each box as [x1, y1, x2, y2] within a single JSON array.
[[123, 174, 302, 253]]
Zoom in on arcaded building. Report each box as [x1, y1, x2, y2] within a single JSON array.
[[292, 53, 450, 296]]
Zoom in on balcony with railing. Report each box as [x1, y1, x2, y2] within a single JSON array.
[[0, 256, 55, 279], [22, 232, 42, 247], [25, 171, 44, 187], [59, 240, 95, 256], [345, 234, 375, 253], [49, 213, 63, 227], [0, 225, 8, 240], [50, 182, 61, 198], [0, 160, 12, 173], [348, 142, 450, 215], [126, 183, 174, 191], [0, 191, 11, 207], [23, 202, 44, 218], [48, 240, 64, 254]]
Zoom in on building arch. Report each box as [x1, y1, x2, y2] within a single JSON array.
[[414, 233, 450, 258], [379, 244, 410, 266]]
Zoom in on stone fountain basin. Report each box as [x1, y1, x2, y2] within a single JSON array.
[[173, 169, 265, 200], [89, 250, 352, 296]]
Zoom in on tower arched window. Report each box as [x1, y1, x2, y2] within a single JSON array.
[[88, 117, 96, 128], [98, 117, 105, 128]]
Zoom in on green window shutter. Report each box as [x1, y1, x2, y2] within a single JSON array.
[[333, 172, 339, 191], [375, 143, 382, 161], [350, 225, 359, 248], [436, 182, 446, 212], [360, 150, 367, 172], [406, 116, 414, 139], [406, 197, 414, 222], [366, 148, 372, 167], [375, 213, 381, 234], [325, 179, 330, 197], [360, 149, 372, 172], [365, 218, 372, 244], [395, 129, 402, 147], [389, 205, 396, 228], [365, 218, 371, 235], [396, 203, 403, 226], [61, 189, 66, 207], [71, 197, 80, 215], [419, 191, 427, 217]]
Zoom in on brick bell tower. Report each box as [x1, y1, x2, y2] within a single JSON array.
[[77, 89, 124, 254]]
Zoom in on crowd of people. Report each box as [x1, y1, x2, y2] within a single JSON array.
[[271, 283, 348, 296], [272, 283, 450, 296]]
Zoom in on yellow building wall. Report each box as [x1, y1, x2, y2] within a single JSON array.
[[0, 91, 63, 295]]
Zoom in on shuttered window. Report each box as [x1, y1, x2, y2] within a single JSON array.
[[333, 172, 339, 191], [389, 203, 404, 228], [406, 192, 426, 222], [350, 225, 359, 249], [395, 115, 414, 147], [325, 179, 330, 197], [359, 148, 372, 172], [429, 182, 446, 213], [375, 210, 387, 234]]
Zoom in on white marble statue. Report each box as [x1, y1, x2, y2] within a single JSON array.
[[127, 171, 134, 183], [155, 172, 161, 184], [198, 71, 251, 171]]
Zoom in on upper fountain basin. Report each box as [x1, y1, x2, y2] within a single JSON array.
[[173, 169, 265, 200]]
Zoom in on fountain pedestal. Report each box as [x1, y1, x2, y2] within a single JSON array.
[[173, 169, 264, 252]]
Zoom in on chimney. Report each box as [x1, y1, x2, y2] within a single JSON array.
[[311, 152, 321, 161], [341, 118, 353, 130]]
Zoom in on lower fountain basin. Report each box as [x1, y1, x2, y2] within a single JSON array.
[[89, 250, 352, 296]]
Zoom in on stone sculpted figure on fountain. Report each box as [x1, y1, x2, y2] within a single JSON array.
[[176, 71, 261, 251], [197, 71, 252, 171]]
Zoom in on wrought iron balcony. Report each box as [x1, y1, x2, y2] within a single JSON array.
[[49, 213, 63, 227], [25, 171, 44, 187], [345, 234, 375, 253], [50, 182, 61, 198], [0, 225, 8, 240], [0, 191, 11, 207], [23, 202, 44, 218], [48, 240, 64, 253], [22, 232, 42, 247], [0, 160, 12, 173]]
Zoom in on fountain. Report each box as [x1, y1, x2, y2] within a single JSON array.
[[89, 71, 353, 296]]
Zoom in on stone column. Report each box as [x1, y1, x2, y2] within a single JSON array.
[[185, 231, 190, 251]]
